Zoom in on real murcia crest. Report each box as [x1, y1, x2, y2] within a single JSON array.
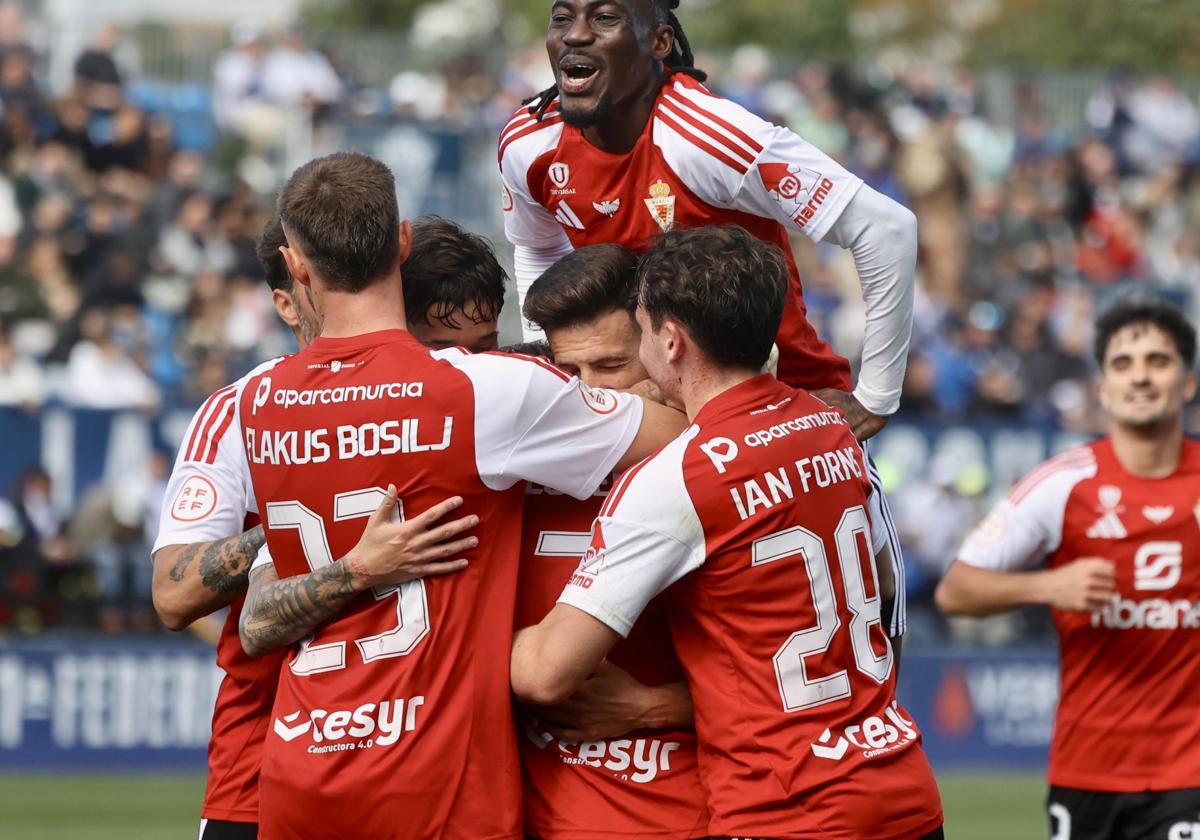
[[644, 179, 676, 232]]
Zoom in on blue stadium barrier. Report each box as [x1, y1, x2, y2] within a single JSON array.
[[0, 635, 220, 771], [0, 636, 1054, 774]]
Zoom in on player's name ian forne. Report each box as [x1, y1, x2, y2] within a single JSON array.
[[244, 418, 453, 465], [729, 445, 864, 522]]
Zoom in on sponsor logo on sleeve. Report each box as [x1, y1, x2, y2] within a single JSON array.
[[569, 525, 607, 589], [170, 475, 218, 522], [757, 162, 834, 229], [579, 383, 618, 415]]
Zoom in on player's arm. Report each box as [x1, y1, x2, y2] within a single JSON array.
[[934, 461, 1114, 617], [936, 558, 1116, 617], [816, 185, 917, 440], [665, 88, 915, 438], [512, 456, 704, 705], [153, 526, 264, 631], [240, 489, 477, 657], [536, 662, 693, 741], [152, 388, 262, 631], [619, 397, 687, 472]]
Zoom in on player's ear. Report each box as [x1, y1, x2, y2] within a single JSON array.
[[650, 24, 673, 62], [1184, 370, 1197, 403], [662, 319, 686, 364], [396, 220, 413, 266], [1096, 375, 1111, 412], [272, 288, 302, 332], [280, 244, 311, 289]]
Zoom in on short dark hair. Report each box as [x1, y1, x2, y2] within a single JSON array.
[[523, 244, 638, 333], [277, 152, 399, 293], [637, 225, 786, 370], [256, 215, 291, 292], [1094, 296, 1197, 368], [402, 216, 507, 327]]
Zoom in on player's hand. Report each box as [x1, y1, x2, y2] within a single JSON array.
[[343, 485, 478, 590], [811, 388, 889, 441], [1042, 558, 1116, 612], [626, 378, 684, 412], [535, 661, 655, 742]]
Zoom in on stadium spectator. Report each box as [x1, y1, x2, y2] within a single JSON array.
[[259, 29, 342, 114], [73, 24, 125, 112]]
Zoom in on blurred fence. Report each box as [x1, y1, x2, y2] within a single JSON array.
[[0, 634, 1055, 772]]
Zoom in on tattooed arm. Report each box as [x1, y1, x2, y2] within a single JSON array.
[[152, 526, 266, 632], [240, 487, 479, 658]]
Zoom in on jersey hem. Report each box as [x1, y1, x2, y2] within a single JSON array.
[[1048, 770, 1200, 793], [199, 806, 258, 822]]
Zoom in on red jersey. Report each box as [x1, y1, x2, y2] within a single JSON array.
[[959, 437, 1200, 791], [239, 331, 643, 840], [516, 480, 708, 840], [559, 376, 942, 839], [155, 360, 288, 824], [499, 73, 859, 392]]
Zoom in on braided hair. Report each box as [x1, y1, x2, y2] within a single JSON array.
[[527, 0, 707, 121]]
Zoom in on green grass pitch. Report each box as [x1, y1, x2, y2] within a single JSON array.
[[0, 772, 1046, 839]]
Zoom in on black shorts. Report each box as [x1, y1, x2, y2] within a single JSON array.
[[1048, 785, 1200, 839], [198, 819, 257, 840]]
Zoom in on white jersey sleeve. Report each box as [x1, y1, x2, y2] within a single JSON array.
[[558, 429, 705, 637], [436, 349, 644, 499], [251, 544, 274, 573], [153, 361, 281, 553], [498, 108, 570, 249], [957, 447, 1097, 572], [654, 78, 862, 242]]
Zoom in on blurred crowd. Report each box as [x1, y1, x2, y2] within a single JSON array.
[[0, 7, 1198, 636]]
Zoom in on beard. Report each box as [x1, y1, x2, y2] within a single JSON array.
[[559, 91, 614, 128]]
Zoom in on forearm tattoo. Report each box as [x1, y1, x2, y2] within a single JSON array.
[[240, 561, 360, 655], [168, 525, 266, 595]]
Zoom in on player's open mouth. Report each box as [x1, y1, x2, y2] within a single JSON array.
[[559, 58, 600, 96]]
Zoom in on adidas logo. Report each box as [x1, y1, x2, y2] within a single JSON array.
[[1086, 512, 1128, 540], [554, 200, 585, 230]]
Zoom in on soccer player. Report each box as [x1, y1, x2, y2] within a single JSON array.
[[151, 214, 514, 839], [518, 243, 706, 839], [403, 216, 505, 354], [511, 226, 943, 840], [151, 217, 314, 840], [936, 298, 1200, 840], [500, 0, 913, 638], [500, 0, 916, 443], [238, 152, 684, 839]]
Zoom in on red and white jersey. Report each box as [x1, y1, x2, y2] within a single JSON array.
[[516, 480, 708, 840], [559, 376, 941, 840], [958, 437, 1200, 792], [240, 330, 642, 840], [154, 358, 288, 824], [499, 72, 860, 392]]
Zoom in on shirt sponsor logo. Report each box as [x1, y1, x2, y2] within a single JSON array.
[[252, 376, 272, 416], [810, 702, 918, 761], [699, 436, 739, 475], [524, 719, 681, 784], [273, 696, 424, 754], [549, 162, 571, 190], [170, 475, 218, 522], [1091, 594, 1200, 630], [1086, 484, 1128, 539], [569, 525, 606, 589], [593, 198, 621, 218], [644, 179, 676, 232], [758, 163, 834, 229], [270, 382, 425, 410], [1134, 541, 1183, 591]]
